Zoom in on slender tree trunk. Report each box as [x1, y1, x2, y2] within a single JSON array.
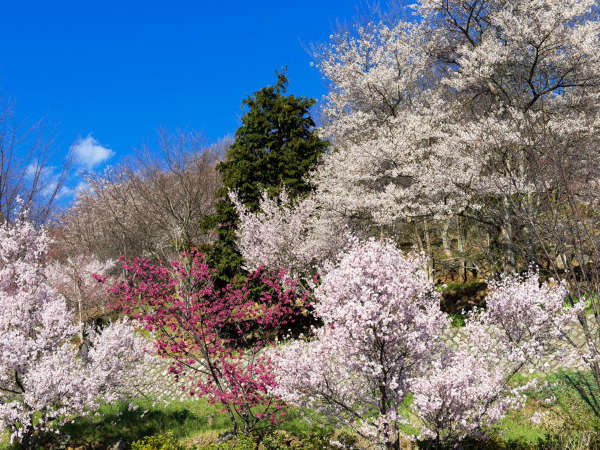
[[457, 216, 469, 283], [441, 218, 453, 259], [413, 221, 424, 253], [441, 218, 454, 281], [502, 196, 516, 273], [424, 220, 434, 281]]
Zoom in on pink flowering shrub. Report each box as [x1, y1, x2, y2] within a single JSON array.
[[412, 350, 518, 444], [474, 272, 575, 360], [411, 271, 577, 444], [271, 240, 582, 447], [0, 217, 153, 446], [271, 239, 449, 448], [230, 189, 350, 277], [111, 251, 309, 435]]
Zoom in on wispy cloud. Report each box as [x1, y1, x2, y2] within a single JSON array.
[[53, 181, 89, 200], [70, 135, 114, 169], [74, 181, 91, 195], [25, 164, 63, 198], [26, 163, 53, 179]]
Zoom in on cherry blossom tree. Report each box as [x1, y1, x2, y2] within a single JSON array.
[[271, 239, 449, 448], [0, 216, 153, 446], [111, 250, 309, 435], [45, 255, 115, 325], [412, 271, 580, 445], [230, 189, 350, 277], [310, 0, 600, 275]]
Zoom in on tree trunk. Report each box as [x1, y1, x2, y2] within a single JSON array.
[[424, 220, 434, 282], [441, 218, 454, 281], [502, 196, 516, 273], [457, 217, 468, 283]]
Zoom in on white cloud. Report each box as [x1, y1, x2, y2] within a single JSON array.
[[54, 181, 88, 199], [25, 163, 53, 180], [25, 164, 39, 178], [70, 135, 114, 169], [24, 164, 63, 198], [74, 181, 91, 195], [51, 184, 73, 200]]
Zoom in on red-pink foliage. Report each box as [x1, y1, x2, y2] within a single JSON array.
[[111, 251, 308, 433]]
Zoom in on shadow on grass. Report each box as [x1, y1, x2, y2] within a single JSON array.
[[58, 399, 230, 448]]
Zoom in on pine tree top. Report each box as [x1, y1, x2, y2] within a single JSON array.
[[217, 71, 328, 212]]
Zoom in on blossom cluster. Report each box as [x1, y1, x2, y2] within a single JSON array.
[[230, 189, 350, 276], [45, 255, 115, 323], [111, 251, 309, 434], [270, 239, 580, 446], [271, 239, 448, 447], [0, 217, 154, 444]]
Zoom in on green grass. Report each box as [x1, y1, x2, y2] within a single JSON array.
[[496, 414, 546, 443], [0, 399, 335, 449], [488, 369, 600, 449], [59, 398, 230, 447], [0, 433, 8, 450], [2, 369, 600, 449], [0, 398, 235, 449]]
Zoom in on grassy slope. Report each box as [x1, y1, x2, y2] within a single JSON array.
[[1, 369, 598, 449]]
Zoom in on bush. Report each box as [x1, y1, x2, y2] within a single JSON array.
[[201, 429, 337, 450], [131, 432, 182, 450], [204, 434, 257, 450], [113, 251, 308, 435], [261, 430, 291, 449]]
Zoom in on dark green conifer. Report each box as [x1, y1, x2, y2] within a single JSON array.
[[204, 71, 328, 284]]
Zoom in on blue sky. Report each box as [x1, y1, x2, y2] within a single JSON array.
[[0, 1, 363, 201]]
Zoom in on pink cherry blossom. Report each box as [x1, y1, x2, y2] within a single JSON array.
[[271, 239, 449, 449], [0, 217, 154, 445], [112, 251, 309, 435]]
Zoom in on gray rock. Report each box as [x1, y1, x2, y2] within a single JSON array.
[[216, 431, 236, 443], [109, 439, 127, 450]]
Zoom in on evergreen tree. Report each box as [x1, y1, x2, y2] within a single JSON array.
[[205, 71, 328, 284]]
